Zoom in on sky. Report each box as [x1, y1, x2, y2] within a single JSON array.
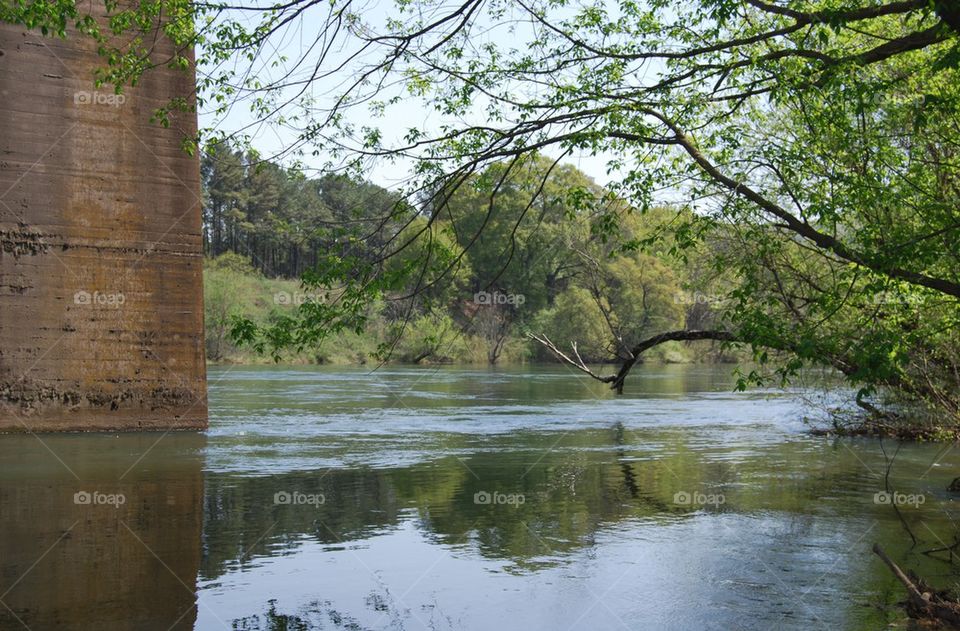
[[195, 0, 625, 191]]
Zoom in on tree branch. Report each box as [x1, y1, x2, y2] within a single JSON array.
[[529, 329, 738, 393], [526, 333, 616, 383], [610, 330, 739, 393], [646, 111, 960, 299]]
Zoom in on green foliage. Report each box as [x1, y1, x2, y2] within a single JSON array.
[[445, 156, 595, 315], [531, 287, 609, 362], [203, 156, 716, 367], [388, 313, 465, 363], [201, 141, 404, 280]]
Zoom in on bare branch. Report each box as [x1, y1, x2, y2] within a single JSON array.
[[526, 333, 616, 383], [529, 329, 739, 393]]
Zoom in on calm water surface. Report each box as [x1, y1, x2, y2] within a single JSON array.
[[2, 365, 960, 630]]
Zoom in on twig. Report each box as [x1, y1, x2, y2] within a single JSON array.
[[880, 437, 918, 547]]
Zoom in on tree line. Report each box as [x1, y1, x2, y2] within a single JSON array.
[[201, 142, 402, 279], [202, 146, 734, 368]]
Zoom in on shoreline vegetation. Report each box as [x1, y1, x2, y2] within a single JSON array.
[[203, 251, 748, 368], [200, 153, 749, 372]]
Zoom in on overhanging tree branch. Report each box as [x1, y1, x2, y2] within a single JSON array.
[[645, 110, 960, 299]]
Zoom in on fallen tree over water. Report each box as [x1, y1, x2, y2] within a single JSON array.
[[530, 320, 960, 439], [530, 329, 738, 394]]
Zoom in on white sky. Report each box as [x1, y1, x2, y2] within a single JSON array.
[[195, 0, 626, 190]]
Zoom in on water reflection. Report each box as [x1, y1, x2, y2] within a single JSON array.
[[197, 439, 960, 629], [0, 433, 205, 630], [2, 366, 960, 630]]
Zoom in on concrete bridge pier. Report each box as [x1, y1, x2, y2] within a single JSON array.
[[0, 14, 207, 431]]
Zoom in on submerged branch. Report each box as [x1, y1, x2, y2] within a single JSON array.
[[529, 329, 737, 393]]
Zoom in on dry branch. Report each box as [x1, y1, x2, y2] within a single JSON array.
[[873, 543, 960, 627], [528, 329, 738, 393]]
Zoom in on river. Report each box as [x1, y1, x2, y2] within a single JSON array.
[[1, 365, 958, 630]]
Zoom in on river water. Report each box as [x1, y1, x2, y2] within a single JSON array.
[[2, 365, 959, 630]]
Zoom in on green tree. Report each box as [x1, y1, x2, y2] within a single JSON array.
[[532, 287, 610, 362], [204, 254, 261, 361]]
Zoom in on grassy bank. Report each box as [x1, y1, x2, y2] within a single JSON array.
[[204, 254, 741, 367]]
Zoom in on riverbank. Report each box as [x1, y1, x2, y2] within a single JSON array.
[[812, 416, 960, 441], [203, 253, 747, 367]]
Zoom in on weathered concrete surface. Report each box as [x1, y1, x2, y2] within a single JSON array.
[[0, 17, 207, 430]]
